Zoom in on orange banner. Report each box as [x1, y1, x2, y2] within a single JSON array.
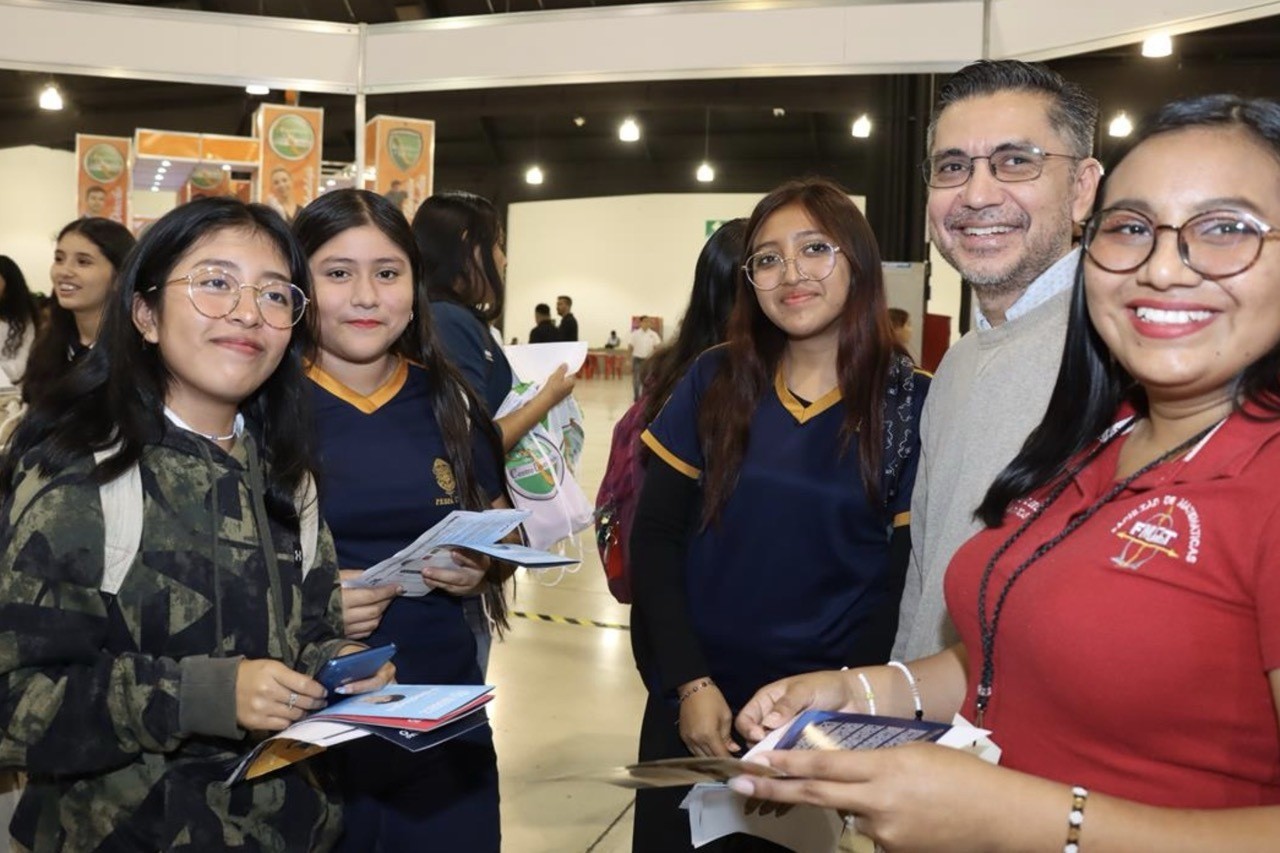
[[135, 129, 201, 160], [367, 115, 435, 220], [255, 104, 322, 224], [179, 164, 233, 203], [75, 134, 130, 224]]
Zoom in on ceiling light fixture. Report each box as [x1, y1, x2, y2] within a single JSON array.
[[696, 108, 715, 183], [851, 114, 872, 139], [38, 83, 63, 111], [161, 159, 171, 167], [772, 107, 786, 118], [618, 117, 640, 143], [525, 165, 545, 185], [1141, 34, 1173, 57], [245, 84, 271, 96], [573, 116, 586, 127], [221, 164, 232, 172], [1109, 112, 1133, 137]]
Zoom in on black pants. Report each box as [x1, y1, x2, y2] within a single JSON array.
[[631, 692, 792, 853]]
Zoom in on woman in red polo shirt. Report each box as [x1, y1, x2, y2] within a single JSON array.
[[732, 95, 1280, 851]]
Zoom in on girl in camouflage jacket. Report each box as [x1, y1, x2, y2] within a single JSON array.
[[0, 198, 393, 852]]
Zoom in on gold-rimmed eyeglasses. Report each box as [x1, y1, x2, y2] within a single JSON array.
[[150, 267, 308, 330], [743, 242, 843, 291], [1083, 207, 1280, 279]]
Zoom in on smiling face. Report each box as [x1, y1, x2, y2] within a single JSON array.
[[271, 169, 293, 203], [1085, 126, 1280, 413], [51, 231, 117, 319], [749, 202, 851, 346], [310, 224, 414, 378], [927, 90, 1100, 299], [133, 227, 294, 431]]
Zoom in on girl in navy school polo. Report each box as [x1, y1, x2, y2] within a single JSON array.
[[628, 178, 928, 853]]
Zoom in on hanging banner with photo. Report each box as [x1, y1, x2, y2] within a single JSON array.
[[254, 104, 323, 223], [180, 164, 232, 203], [75, 134, 131, 225], [365, 115, 435, 220]]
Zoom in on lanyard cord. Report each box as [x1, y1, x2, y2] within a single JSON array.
[[974, 417, 1221, 727]]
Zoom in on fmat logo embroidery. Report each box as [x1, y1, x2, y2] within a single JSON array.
[[1109, 494, 1202, 570]]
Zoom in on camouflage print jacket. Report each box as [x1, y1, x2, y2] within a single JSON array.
[[0, 426, 350, 852]]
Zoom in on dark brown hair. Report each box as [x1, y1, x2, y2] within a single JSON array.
[[697, 178, 896, 525]]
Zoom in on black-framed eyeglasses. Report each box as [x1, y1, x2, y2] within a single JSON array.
[[742, 242, 843, 291], [1083, 207, 1280, 279], [922, 145, 1082, 189], [151, 267, 308, 329]]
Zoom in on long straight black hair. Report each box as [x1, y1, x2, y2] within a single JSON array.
[[294, 189, 512, 631], [978, 95, 1280, 527], [0, 256, 38, 363], [2, 198, 317, 521], [412, 191, 506, 324]]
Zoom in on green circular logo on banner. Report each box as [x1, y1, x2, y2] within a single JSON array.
[[83, 143, 125, 182], [189, 165, 224, 190], [505, 435, 564, 500], [268, 114, 316, 161], [387, 129, 424, 171]]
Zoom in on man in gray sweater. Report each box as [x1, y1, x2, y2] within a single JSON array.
[[892, 60, 1103, 661]]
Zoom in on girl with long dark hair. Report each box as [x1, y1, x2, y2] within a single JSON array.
[[734, 96, 1280, 851], [0, 256, 39, 385], [0, 197, 391, 851], [294, 189, 509, 852], [23, 217, 135, 403], [412, 190, 574, 673], [629, 178, 928, 851]]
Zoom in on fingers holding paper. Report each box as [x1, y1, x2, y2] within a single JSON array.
[[728, 743, 1028, 853], [338, 569, 401, 639], [422, 548, 490, 596], [736, 670, 858, 744]]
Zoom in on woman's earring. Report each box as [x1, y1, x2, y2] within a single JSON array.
[[409, 310, 415, 321]]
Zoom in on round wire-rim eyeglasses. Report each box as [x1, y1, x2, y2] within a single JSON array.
[[149, 267, 309, 330], [742, 243, 843, 291]]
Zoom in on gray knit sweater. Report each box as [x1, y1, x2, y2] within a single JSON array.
[[892, 265, 1075, 661]]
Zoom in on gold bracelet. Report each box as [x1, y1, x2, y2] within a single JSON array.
[[677, 678, 714, 703]]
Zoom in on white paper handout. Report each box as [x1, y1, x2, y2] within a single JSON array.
[[345, 509, 580, 596], [502, 341, 589, 384]]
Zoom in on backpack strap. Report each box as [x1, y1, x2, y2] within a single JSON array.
[[95, 447, 321, 594], [94, 447, 143, 596], [294, 472, 319, 577]]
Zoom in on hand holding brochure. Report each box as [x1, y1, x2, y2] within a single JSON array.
[[225, 684, 494, 784], [345, 509, 579, 596]]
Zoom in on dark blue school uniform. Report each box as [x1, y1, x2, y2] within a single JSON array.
[[629, 347, 927, 852], [431, 300, 513, 414], [309, 359, 503, 853]]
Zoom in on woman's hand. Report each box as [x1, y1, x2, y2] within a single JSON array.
[[338, 570, 401, 639], [422, 549, 490, 596], [729, 743, 1050, 853], [235, 659, 327, 732], [328, 644, 398, 696], [736, 670, 858, 744], [537, 364, 576, 407], [678, 680, 741, 758]]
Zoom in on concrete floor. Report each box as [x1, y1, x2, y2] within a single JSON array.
[[489, 376, 645, 853]]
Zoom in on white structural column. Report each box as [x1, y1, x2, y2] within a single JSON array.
[[0, 0, 1276, 94]]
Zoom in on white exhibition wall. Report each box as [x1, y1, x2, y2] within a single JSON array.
[[0, 146, 76, 289]]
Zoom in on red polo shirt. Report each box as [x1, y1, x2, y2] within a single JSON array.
[[945, 410, 1280, 808]]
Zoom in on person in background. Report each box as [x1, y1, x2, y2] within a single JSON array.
[[629, 181, 927, 851], [23, 217, 136, 405], [268, 167, 302, 223], [297, 188, 508, 853], [734, 93, 1280, 853], [605, 329, 622, 349], [893, 59, 1102, 663], [629, 315, 662, 401], [83, 185, 108, 218], [384, 179, 408, 213], [529, 302, 559, 343], [0, 256, 39, 386], [413, 191, 573, 674], [556, 293, 578, 341], [0, 197, 391, 851], [888, 307, 912, 348]]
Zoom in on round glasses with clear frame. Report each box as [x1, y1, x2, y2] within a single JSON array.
[[742, 241, 843, 290], [922, 145, 1081, 189], [152, 267, 309, 330], [1083, 207, 1280, 279]]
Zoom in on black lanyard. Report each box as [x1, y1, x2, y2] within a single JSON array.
[[974, 417, 1222, 728]]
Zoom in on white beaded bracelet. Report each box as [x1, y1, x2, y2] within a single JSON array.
[[1064, 785, 1089, 853], [886, 660, 924, 720], [855, 672, 877, 716]]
